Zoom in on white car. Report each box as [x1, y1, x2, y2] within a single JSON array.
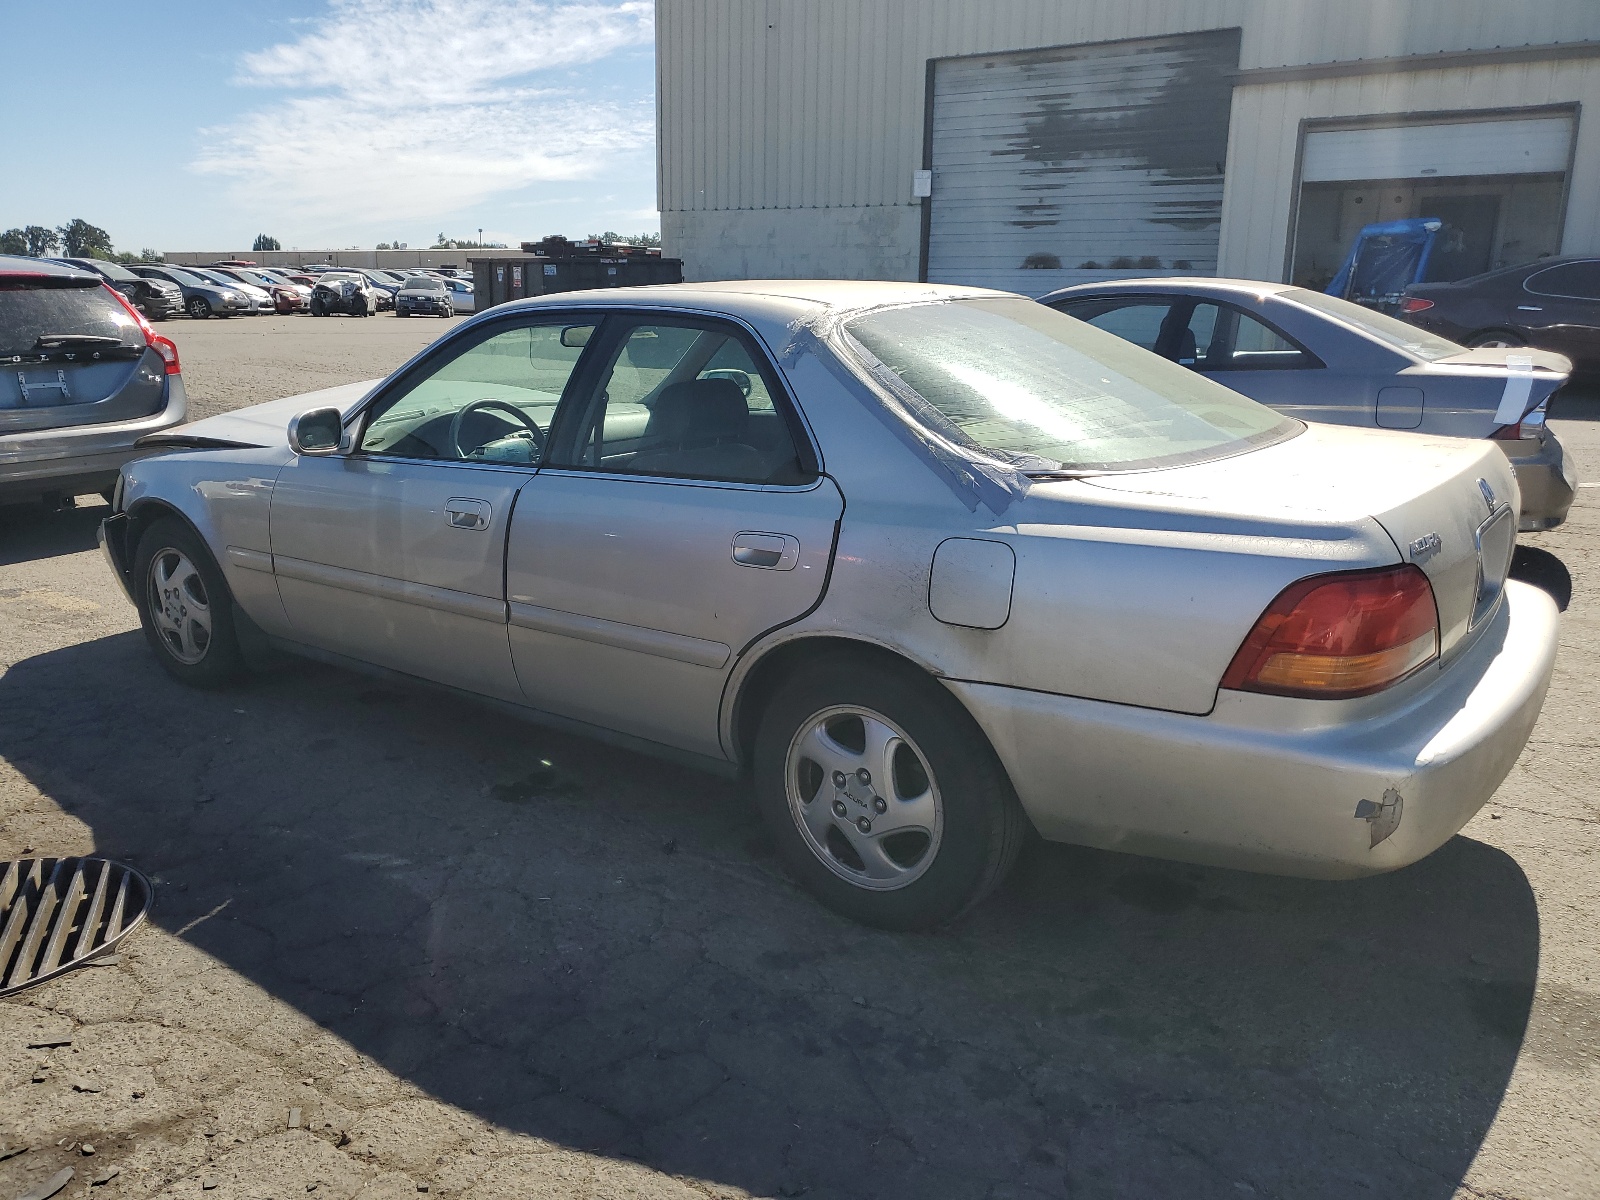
[[99, 282, 1558, 928]]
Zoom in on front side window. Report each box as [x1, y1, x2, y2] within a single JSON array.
[[553, 319, 810, 484], [1056, 300, 1173, 352], [842, 297, 1298, 474], [358, 321, 595, 463]]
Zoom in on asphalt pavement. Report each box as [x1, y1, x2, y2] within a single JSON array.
[[0, 315, 1596, 1200]]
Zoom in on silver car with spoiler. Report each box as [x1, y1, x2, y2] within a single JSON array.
[[1040, 278, 1577, 531], [98, 282, 1558, 929]]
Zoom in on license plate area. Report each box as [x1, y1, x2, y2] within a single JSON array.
[[1471, 505, 1516, 628]]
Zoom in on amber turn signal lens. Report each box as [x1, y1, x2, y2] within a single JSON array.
[[1399, 296, 1435, 314], [1221, 564, 1440, 699]]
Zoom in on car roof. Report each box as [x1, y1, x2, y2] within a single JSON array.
[[0, 255, 100, 281], [1038, 277, 1301, 304], [506, 279, 1013, 317]]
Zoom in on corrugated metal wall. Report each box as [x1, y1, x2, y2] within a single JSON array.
[[925, 30, 1241, 292], [658, 0, 1600, 282]]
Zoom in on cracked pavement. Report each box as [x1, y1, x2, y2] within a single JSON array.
[[1, 317, 1597, 1199]]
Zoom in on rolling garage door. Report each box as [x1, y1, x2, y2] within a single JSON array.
[[924, 29, 1241, 294]]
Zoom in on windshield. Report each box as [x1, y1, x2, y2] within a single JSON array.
[[192, 269, 238, 287], [405, 277, 444, 290], [841, 298, 1298, 474], [165, 268, 207, 287], [1281, 288, 1463, 361]]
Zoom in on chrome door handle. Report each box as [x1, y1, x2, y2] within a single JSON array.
[[444, 497, 491, 530], [731, 531, 799, 570], [1517, 305, 1543, 312]]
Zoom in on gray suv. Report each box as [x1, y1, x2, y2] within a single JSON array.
[[0, 256, 187, 506]]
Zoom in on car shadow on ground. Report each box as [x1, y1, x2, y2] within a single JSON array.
[[0, 499, 107, 566], [1511, 545, 1573, 611], [0, 633, 1539, 1199]]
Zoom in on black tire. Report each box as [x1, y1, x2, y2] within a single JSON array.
[[752, 653, 1028, 930], [132, 518, 245, 687], [310, 296, 326, 316], [1465, 329, 1526, 349], [186, 295, 213, 319]]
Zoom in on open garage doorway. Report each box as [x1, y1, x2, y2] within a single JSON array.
[[1289, 110, 1575, 292]]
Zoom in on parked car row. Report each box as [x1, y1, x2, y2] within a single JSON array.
[[40, 258, 475, 321]]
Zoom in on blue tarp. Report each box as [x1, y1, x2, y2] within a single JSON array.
[[1326, 218, 1443, 311]]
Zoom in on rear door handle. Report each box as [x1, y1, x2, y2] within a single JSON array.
[[1516, 305, 1543, 312], [444, 497, 492, 530], [731, 531, 799, 570]]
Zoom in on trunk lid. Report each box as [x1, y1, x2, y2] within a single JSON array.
[[1404, 347, 1569, 438], [1082, 422, 1518, 660]]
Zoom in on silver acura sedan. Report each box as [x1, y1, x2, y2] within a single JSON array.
[[98, 282, 1558, 928], [1039, 278, 1578, 531]]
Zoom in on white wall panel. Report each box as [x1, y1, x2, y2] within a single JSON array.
[[1301, 116, 1574, 182]]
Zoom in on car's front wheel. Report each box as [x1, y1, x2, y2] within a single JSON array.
[[133, 518, 244, 687], [752, 654, 1027, 929], [186, 296, 212, 319]]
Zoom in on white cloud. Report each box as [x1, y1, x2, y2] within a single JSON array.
[[194, 0, 654, 229]]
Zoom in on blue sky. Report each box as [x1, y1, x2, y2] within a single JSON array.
[[1, 0, 658, 254]]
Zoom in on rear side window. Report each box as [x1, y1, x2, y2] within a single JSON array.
[[1525, 261, 1600, 301], [0, 282, 143, 358]]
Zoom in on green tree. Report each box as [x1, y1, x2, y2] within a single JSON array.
[[252, 234, 281, 252], [139, 248, 163, 263], [57, 218, 113, 258], [0, 229, 25, 255], [22, 225, 60, 256]]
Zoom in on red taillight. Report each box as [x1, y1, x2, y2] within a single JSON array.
[[1400, 297, 1435, 314], [1221, 565, 1439, 699], [102, 283, 181, 375]]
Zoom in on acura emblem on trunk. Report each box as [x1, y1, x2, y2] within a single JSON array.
[[1408, 532, 1442, 563]]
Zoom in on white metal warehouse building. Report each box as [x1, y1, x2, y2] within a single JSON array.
[[656, 0, 1600, 293]]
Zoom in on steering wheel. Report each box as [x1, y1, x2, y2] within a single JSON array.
[[448, 398, 545, 460]]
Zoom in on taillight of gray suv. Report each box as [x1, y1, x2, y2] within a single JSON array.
[[0, 256, 187, 508]]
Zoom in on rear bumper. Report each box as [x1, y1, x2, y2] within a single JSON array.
[[0, 381, 187, 503], [950, 579, 1559, 879], [1501, 435, 1577, 531]]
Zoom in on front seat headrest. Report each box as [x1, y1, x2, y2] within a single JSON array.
[[647, 378, 749, 445]]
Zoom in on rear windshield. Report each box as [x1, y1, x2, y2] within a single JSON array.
[[0, 281, 143, 357], [165, 268, 208, 287], [1281, 288, 1463, 361], [841, 297, 1298, 474], [85, 260, 138, 282]]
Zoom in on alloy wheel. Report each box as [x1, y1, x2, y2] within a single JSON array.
[[785, 705, 944, 890], [146, 548, 213, 665]]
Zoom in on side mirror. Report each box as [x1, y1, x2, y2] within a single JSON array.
[[559, 325, 594, 349], [287, 407, 344, 456]]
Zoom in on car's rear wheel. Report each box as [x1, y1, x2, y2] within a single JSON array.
[[1466, 329, 1526, 349], [752, 654, 1027, 930], [186, 296, 212, 319], [133, 519, 244, 687]]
